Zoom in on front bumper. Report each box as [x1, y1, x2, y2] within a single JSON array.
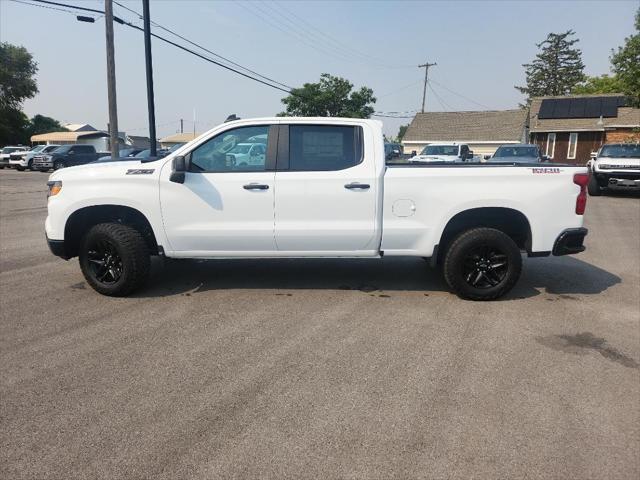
[[594, 171, 640, 188], [33, 161, 53, 170], [552, 228, 588, 256], [46, 235, 69, 260]]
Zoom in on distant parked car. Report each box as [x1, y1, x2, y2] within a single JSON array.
[[93, 148, 145, 163], [226, 142, 266, 167], [0, 146, 29, 169], [485, 144, 547, 164], [9, 145, 61, 171], [587, 143, 640, 196], [32, 144, 109, 171], [384, 143, 403, 161], [410, 143, 474, 163], [135, 148, 169, 160]]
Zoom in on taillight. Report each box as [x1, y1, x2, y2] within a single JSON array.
[[573, 173, 588, 215]]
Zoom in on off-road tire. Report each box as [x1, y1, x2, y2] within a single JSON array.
[[443, 227, 522, 301], [79, 223, 150, 296], [588, 174, 602, 196]]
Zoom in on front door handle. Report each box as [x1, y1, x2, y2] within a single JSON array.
[[243, 183, 269, 190], [344, 182, 370, 190]]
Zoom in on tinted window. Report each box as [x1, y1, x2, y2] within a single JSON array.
[[422, 145, 458, 155], [190, 125, 270, 172], [289, 125, 362, 171], [494, 146, 539, 157], [75, 145, 94, 153]]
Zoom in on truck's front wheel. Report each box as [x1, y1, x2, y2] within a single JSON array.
[[79, 223, 150, 296], [443, 228, 522, 301]]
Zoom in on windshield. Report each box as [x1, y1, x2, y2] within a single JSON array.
[[52, 145, 71, 153], [421, 145, 458, 156], [599, 144, 640, 158], [44, 145, 59, 153], [229, 144, 251, 154], [494, 146, 539, 158], [167, 143, 185, 153], [2, 147, 21, 154], [135, 149, 151, 159], [30, 145, 45, 152]]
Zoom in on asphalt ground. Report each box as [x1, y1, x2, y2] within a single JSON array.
[[1, 168, 639, 479]]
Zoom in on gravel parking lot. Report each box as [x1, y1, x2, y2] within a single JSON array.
[[1, 169, 639, 479]]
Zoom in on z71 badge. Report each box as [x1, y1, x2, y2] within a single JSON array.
[[531, 167, 561, 174], [126, 169, 155, 175]]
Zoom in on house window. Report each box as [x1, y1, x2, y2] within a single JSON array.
[[546, 133, 556, 159], [567, 132, 578, 160]]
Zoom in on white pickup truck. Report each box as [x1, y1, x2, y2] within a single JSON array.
[[45, 117, 589, 300], [409, 143, 474, 163]]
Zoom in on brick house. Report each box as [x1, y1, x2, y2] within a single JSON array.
[[529, 94, 640, 164]]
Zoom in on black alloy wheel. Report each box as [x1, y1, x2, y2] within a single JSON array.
[[85, 238, 124, 285], [462, 245, 509, 289]]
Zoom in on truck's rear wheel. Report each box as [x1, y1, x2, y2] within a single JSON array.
[[443, 228, 522, 301], [79, 223, 150, 296], [588, 174, 602, 196]]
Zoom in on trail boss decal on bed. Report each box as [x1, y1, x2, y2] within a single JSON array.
[[126, 169, 155, 175], [531, 167, 561, 174]]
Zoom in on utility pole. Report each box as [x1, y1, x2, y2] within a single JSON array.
[[142, 0, 157, 156], [104, 0, 119, 158], [180, 118, 183, 134], [419, 61, 437, 113]]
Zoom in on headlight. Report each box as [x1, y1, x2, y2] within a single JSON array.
[[47, 180, 62, 197]]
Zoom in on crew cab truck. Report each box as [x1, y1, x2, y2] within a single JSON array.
[[45, 117, 589, 300], [588, 143, 640, 195], [33, 144, 107, 171]]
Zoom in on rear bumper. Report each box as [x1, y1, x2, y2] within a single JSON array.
[[552, 228, 588, 256]]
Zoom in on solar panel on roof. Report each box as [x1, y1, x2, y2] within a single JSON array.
[[601, 97, 619, 117], [538, 96, 624, 119], [568, 98, 587, 118], [584, 97, 602, 117], [554, 98, 571, 117], [538, 100, 555, 119]]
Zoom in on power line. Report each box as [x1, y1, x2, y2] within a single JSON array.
[[427, 82, 453, 111], [112, 0, 294, 90], [267, 0, 412, 69], [429, 78, 492, 110], [9, 0, 96, 17], [26, 0, 296, 96]]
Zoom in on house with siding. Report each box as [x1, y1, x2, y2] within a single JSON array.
[[402, 109, 529, 157], [529, 94, 640, 164]]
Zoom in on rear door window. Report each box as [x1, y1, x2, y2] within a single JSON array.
[[287, 125, 363, 171]]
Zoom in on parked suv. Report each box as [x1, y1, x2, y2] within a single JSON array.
[[588, 143, 640, 195], [33, 144, 107, 171], [0, 146, 29, 169], [10, 144, 60, 171]]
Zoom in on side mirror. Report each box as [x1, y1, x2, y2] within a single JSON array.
[[170, 155, 186, 184], [542, 155, 550, 162], [483, 154, 491, 160], [590, 152, 597, 159]]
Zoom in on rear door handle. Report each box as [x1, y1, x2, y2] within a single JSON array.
[[344, 182, 370, 190], [243, 183, 269, 190]]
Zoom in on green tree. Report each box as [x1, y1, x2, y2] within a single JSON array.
[[397, 124, 409, 142], [611, 7, 640, 107], [280, 74, 376, 118], [516, 30, 585, 105], [0, 42, 39, 145], [27, 114, 64, 137], [572, 74, 624, 95]]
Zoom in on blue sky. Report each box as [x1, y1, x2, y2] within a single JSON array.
[[1, 0, 637, 137]]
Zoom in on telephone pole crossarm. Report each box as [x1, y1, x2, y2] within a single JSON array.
[[419, 61, 437, 114]]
